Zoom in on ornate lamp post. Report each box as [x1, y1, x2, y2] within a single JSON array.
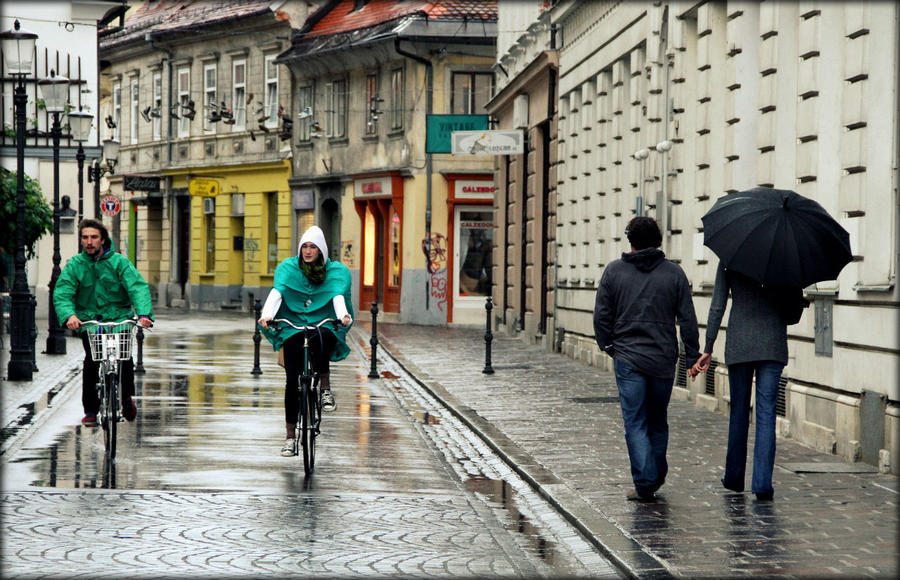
[[88, 138, 120, 218], [1, 20, 39, 381], [67, 108, 93, 224], [38, 69, 69, 355]]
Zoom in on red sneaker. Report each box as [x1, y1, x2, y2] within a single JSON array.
[[123, 397, 137, 421], [81, 414, 98, 427]]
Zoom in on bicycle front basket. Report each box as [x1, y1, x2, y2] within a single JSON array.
[[87, 324, 136, 361]]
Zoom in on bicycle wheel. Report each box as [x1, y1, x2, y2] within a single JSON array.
[[103, 373, 119, 459], [300, 375, 314, 476]]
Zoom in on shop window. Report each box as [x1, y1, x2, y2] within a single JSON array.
[[205, 211, 215, 273], [389, 209, 400, 286], [457, 208, 493, 297], [364, 206, 376, 286], [267, 192, 278, 273]]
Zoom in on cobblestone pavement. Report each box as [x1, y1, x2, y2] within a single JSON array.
[[1, 313, 619, 579], [372, 322, 899, 579]]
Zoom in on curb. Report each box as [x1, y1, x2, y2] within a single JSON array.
[[355, 329, 673, 580]]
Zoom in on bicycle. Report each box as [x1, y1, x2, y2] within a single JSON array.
[[270, 317, 338, 476], [82, 318, 141, 460]]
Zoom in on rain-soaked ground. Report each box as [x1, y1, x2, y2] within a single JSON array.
[[2, 313, 620, 578]]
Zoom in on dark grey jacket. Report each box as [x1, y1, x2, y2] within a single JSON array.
[[704, 263, 788, 366], [594, 248, 701, 379]]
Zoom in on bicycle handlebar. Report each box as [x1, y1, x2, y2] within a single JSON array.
[[81, 319, 143, 329], [270, 318, 338, 331]]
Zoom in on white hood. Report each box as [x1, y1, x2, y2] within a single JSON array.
[[298, 225, 328, 263]]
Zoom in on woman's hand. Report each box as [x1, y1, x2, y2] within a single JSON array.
[[341, 314, 352, 327], [689, 353, 712, 381], [258, 317, 271, 330]]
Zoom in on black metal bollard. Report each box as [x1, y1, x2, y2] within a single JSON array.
[[30, 294, 38, 371], [134, 325, 146, 373], [482, 296, 495, 374], [368, 301, 380, 379], [251, 298, 263, 376]]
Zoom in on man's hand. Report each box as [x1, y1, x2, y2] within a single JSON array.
[[65, 315, 82, 330], [258, 317, 271, 330], [689, 353, 712, 381], [341, 314, 352, 327], [138, 316, 153, 328]]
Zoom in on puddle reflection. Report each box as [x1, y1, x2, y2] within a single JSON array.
[[465, 475, 558, 563]]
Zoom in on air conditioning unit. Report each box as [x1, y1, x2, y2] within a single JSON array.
[[203, 197, 215, 215], [231, 193, 244, 216]]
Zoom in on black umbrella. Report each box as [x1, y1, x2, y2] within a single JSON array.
[[701, 187, 852, 288]]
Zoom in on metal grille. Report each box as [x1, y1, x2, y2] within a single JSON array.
[[675, 352, 687, 387], [705, 360, 718, 396], [776, 375, 788, 417]]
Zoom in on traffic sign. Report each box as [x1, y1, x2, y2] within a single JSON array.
[[100, 195, 121, 217]]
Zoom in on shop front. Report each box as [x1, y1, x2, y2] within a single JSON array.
[[444, 174, 495, 325], [353, 173, 404, 314]]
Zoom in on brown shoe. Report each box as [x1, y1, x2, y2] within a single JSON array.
[[626, 488, 655, 501]]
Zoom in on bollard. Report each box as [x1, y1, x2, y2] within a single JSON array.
[[134, 325, 146, 373], [30, 294, 38, 371], [251, 298, 263, 376], [482, 296, 495, 374], [368, 301, 380, 379]]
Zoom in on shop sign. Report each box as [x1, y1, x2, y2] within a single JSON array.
[[455, 180, 496, 200], [451, 130, 524, 155], [188, 178, 220, 197], [100, 195, 121, 217], [354, 176, 392, 198], [123, 175, 160, 191], [426, 114, 489, 153]]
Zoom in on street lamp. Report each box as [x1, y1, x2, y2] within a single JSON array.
[[67, 108, 93, 223], [88, 138, 120, 219], [38, 69, 69, 355], [1, 19, 38, 381], [633, 148, 650, 217]]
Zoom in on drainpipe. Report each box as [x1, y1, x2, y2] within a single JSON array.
[[394, 37, 433, 309]]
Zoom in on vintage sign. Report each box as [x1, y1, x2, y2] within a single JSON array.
[[426, 114, 489, 154], [100, 195, 121, 217], [123, 174, 161, 192], [451, 130, 524, 155], [188, 178, 220, 197]]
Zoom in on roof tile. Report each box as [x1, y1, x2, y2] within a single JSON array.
[[306, 0, 497, 38]]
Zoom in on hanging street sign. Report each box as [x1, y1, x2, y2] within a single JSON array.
[[426, 114, 489, 154], [189, 178, 220, 197], [451, 130, 524, 155], [100, 195, 121, 217]]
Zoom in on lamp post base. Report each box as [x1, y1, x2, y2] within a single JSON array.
[[7, 291, 36, 382], [45, 332, 67, 354]]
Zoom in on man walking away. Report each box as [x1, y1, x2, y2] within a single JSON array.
[[593, 216, 700, 501]]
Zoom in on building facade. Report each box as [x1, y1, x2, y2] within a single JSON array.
[[534, 1, 898, 472], [276, 0, 498, 325], [97, 0, 320, 310]]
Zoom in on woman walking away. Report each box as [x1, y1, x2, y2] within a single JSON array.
[[258, 225, 353, 457], [690, 262, 791, 501]]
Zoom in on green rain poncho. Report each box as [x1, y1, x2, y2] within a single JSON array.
[[261, 231, 353, 361]]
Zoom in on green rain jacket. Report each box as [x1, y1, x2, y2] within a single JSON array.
[[261, 257, 354, 361], [53, 239, 154, 327]]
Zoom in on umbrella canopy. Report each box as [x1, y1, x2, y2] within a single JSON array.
[[701, 187, 852, 288]]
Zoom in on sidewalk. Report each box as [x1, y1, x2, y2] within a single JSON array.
[[369, 321, 898, 579]]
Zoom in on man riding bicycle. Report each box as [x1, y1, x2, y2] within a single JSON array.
[[258, 225, 353, 457], [53, 218, 154, 427]]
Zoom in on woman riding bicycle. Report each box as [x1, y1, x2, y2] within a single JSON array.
[[258, 225, 353, 457]]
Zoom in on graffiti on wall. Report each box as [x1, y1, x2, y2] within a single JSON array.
[[422, 233, 448, 312], [341, 240, 356, 267]]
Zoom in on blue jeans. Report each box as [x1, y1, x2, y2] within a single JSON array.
[[724, 361, 784, 495], [614, 359, 674, 496]]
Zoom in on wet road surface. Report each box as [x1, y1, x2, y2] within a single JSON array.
[[2, 314, 620, 578]]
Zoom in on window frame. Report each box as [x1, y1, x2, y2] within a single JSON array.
[[232, 59, 247, 131], [327, 78, 347, 139], [130, 78, 139, 145], [365, 72, 378, 136], [177, 67, 191, 138], [203, 63, 217, 134], [297, 83, 314, 142], [112, 82, 121, 141], [450, 71, 494, 115], [152, 73, 162, 141], [390, 67, 404, 131], [264, 54, 279, 129]]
